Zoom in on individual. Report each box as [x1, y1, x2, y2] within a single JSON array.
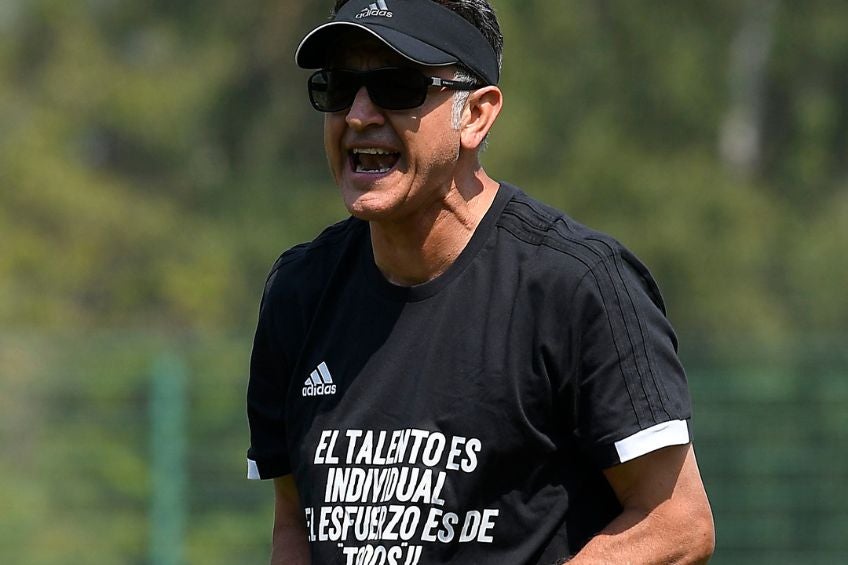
[[246, 0, 715, 563]]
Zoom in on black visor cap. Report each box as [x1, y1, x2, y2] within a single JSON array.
[[295, 0, 499, 86]]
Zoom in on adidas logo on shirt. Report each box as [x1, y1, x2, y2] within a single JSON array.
[[302, 361, 337, 397], [356, 0, 393, 19]]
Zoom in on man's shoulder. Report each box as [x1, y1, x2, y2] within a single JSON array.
[[498, 184, 628, 271], [263, 216, 365, 295], [498, 184, 666, 312]]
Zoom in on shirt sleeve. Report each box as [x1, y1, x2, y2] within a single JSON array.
[[572, 249, 692, 468], [246, 272, 292, 480]]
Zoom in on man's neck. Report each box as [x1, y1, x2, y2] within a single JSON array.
[[369, 170, 500, 287]]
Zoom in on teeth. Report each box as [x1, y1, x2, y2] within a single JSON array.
[[355, 165, 392, 174], [352, 148, 395, 155], [351, 147, 398, 174]]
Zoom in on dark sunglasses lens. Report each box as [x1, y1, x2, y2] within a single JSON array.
[[367, 68, 428, 110], [309, 70, 359, 112], [309, 69, 430, 112]]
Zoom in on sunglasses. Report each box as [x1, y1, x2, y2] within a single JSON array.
[[307, 67, 481, 112]]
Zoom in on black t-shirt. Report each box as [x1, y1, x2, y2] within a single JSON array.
[[247, 183, 692, 564]]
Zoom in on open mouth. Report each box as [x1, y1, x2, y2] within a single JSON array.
[[350, 148, 401, 174]]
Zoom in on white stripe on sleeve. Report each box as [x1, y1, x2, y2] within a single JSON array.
[[614, 419, 690, 463], [247, 458, 261, 480]]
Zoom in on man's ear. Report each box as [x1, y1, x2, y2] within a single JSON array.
[[460, 86, 503, 151]]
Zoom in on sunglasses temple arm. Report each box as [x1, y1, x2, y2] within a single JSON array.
[[429, 77, 481, 90]]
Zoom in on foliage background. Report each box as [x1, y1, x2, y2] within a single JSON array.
[[1, 0, 846, 563]]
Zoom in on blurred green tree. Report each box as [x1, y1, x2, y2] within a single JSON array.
[[3, 0, 845, 342]]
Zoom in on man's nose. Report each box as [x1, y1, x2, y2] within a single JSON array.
[[345, 86, 385, 130]]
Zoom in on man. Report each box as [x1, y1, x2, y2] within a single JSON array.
[[247, 1, 715, 563]]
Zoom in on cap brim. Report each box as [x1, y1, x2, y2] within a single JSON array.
[[295, 21, 458, 69]]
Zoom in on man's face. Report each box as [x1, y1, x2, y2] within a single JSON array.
[[323, 35, 463, 223]]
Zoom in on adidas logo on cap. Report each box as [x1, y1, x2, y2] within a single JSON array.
[[302, 361, 337, 397], [356, 0, 393, 19]]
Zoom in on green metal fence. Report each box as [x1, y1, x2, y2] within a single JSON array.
[[1, 333, 845, 564], [687, 339, 848, 564]]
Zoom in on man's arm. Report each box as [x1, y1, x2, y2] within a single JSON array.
[[271, 475, 311, 565], [568, 444, 715, 564]]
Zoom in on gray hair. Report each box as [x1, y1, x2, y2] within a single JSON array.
[[451, 68, 477, 130]]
